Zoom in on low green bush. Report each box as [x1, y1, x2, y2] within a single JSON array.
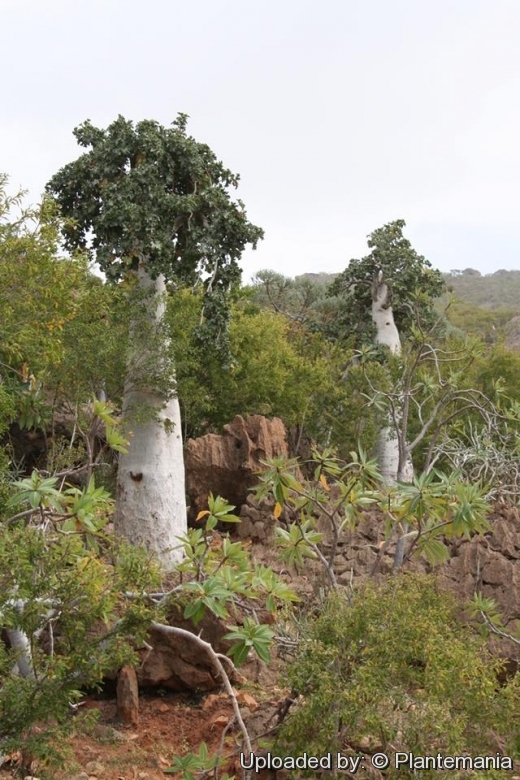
[[0, 525, 160, 767], [276, 574, 520, 778]]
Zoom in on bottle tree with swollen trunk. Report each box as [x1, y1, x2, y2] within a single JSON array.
[[329, 220, 445, 484], [47, 115, 263, 567]]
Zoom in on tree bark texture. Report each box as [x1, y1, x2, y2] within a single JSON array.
[[114, 266, 186, 568], [372, 278, 414, 485]]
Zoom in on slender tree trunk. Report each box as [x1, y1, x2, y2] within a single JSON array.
[[372, 277, 414, 485], [6, 627, 34, 679], [114, 264, 186, 568]]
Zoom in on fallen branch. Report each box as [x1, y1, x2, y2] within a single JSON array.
[[150, 622, 253, 766]]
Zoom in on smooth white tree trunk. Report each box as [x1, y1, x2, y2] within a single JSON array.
[[114, 266, 186, 569], [372, 278, 414, 485], [6, 626, 34, 679]]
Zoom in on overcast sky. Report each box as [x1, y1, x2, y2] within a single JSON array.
[[2, 0, 520, 280]]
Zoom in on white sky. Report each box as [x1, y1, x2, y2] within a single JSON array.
[[2, 0, 520, 280]]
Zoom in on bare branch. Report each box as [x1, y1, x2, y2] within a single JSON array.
[[150, 622, 253, 764], [479, 611, 520, 647]]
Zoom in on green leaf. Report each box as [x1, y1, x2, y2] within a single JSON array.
[[183, 600, 205, 625], [224, 618, 275, 666], [205, 493, 240, 523], [105, 425, 130, 454], [418, 536, 450, 565], [8, 472, 65, 512]]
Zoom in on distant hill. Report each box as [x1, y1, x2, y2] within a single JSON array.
[[297, 269, 520, 312], [443, 269, 520, 311]]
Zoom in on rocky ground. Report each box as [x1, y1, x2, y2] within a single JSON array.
[[0, 688, 233, 780], [3, 416, 520, 779], [3, 496, 519, 780]]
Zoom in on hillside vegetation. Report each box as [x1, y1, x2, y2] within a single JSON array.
[[443, 268, 520, 310], [299, 267, 520, 312], [2, 158, 520, 779]]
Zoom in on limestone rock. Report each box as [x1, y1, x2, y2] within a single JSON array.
[[138, 626, 217, 691], [440, 505, 520, 627], [237, 494, 278, 542], [116, 666, 139, 726], [90, 724, 127, 742], [137, 612, 241, 692], [185, 415, 289, 520], [236, 691, 259, 711]]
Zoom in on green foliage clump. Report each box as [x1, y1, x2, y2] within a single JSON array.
[[471, 345, 520, 406], [164, 740, 234, 780], [46, 115, 263, 285], [0, 176, 87, 377], [329, 219, 445, 345], [175, 493, 296, 664], [46, 114, 263, 366], [0, 385, 16, 518], [0, 382, 16, 434], [256, 449, 491, 582], [277, 575, 520, 776], [444, 299, 516, 341], [167, 288, 355, 450], [49, 274, 129, 408], [0, 451, 13, 521], [0, 472, 161, 766]]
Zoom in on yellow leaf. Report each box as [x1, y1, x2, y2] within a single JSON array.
[[196, 510, 210, 522], [273, 502, 283, 519], [319, 474, 330, 491]]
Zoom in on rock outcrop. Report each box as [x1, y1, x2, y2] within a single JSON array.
[[129, 502, 520, 693], [438, 504, 520, 624], [116, 665, 139, 726], [327, 502, 520, 662], [237, 494, 278, 544], [185, 415, 288, 520], [137, 610, 244, 692]]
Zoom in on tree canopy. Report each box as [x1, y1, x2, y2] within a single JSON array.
[[46, 114, 263, 289], [329, 219, 445, 343]]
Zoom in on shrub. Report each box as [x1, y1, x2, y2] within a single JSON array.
[[0, 524, 160, 766], [276, 574, 520, 777]]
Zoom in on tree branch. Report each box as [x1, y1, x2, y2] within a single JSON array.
[[479, 611, 520, 647], [150, 622, 253, 764]]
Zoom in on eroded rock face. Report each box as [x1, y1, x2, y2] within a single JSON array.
[[237, 494, 278, 544], [136, 610, 244, 692], [185, 415, 289, 520], [116, 665, 139, 726], [438, 505, 520, 622], [333, 502, 520, 661], [138, 625, 218, 691]]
